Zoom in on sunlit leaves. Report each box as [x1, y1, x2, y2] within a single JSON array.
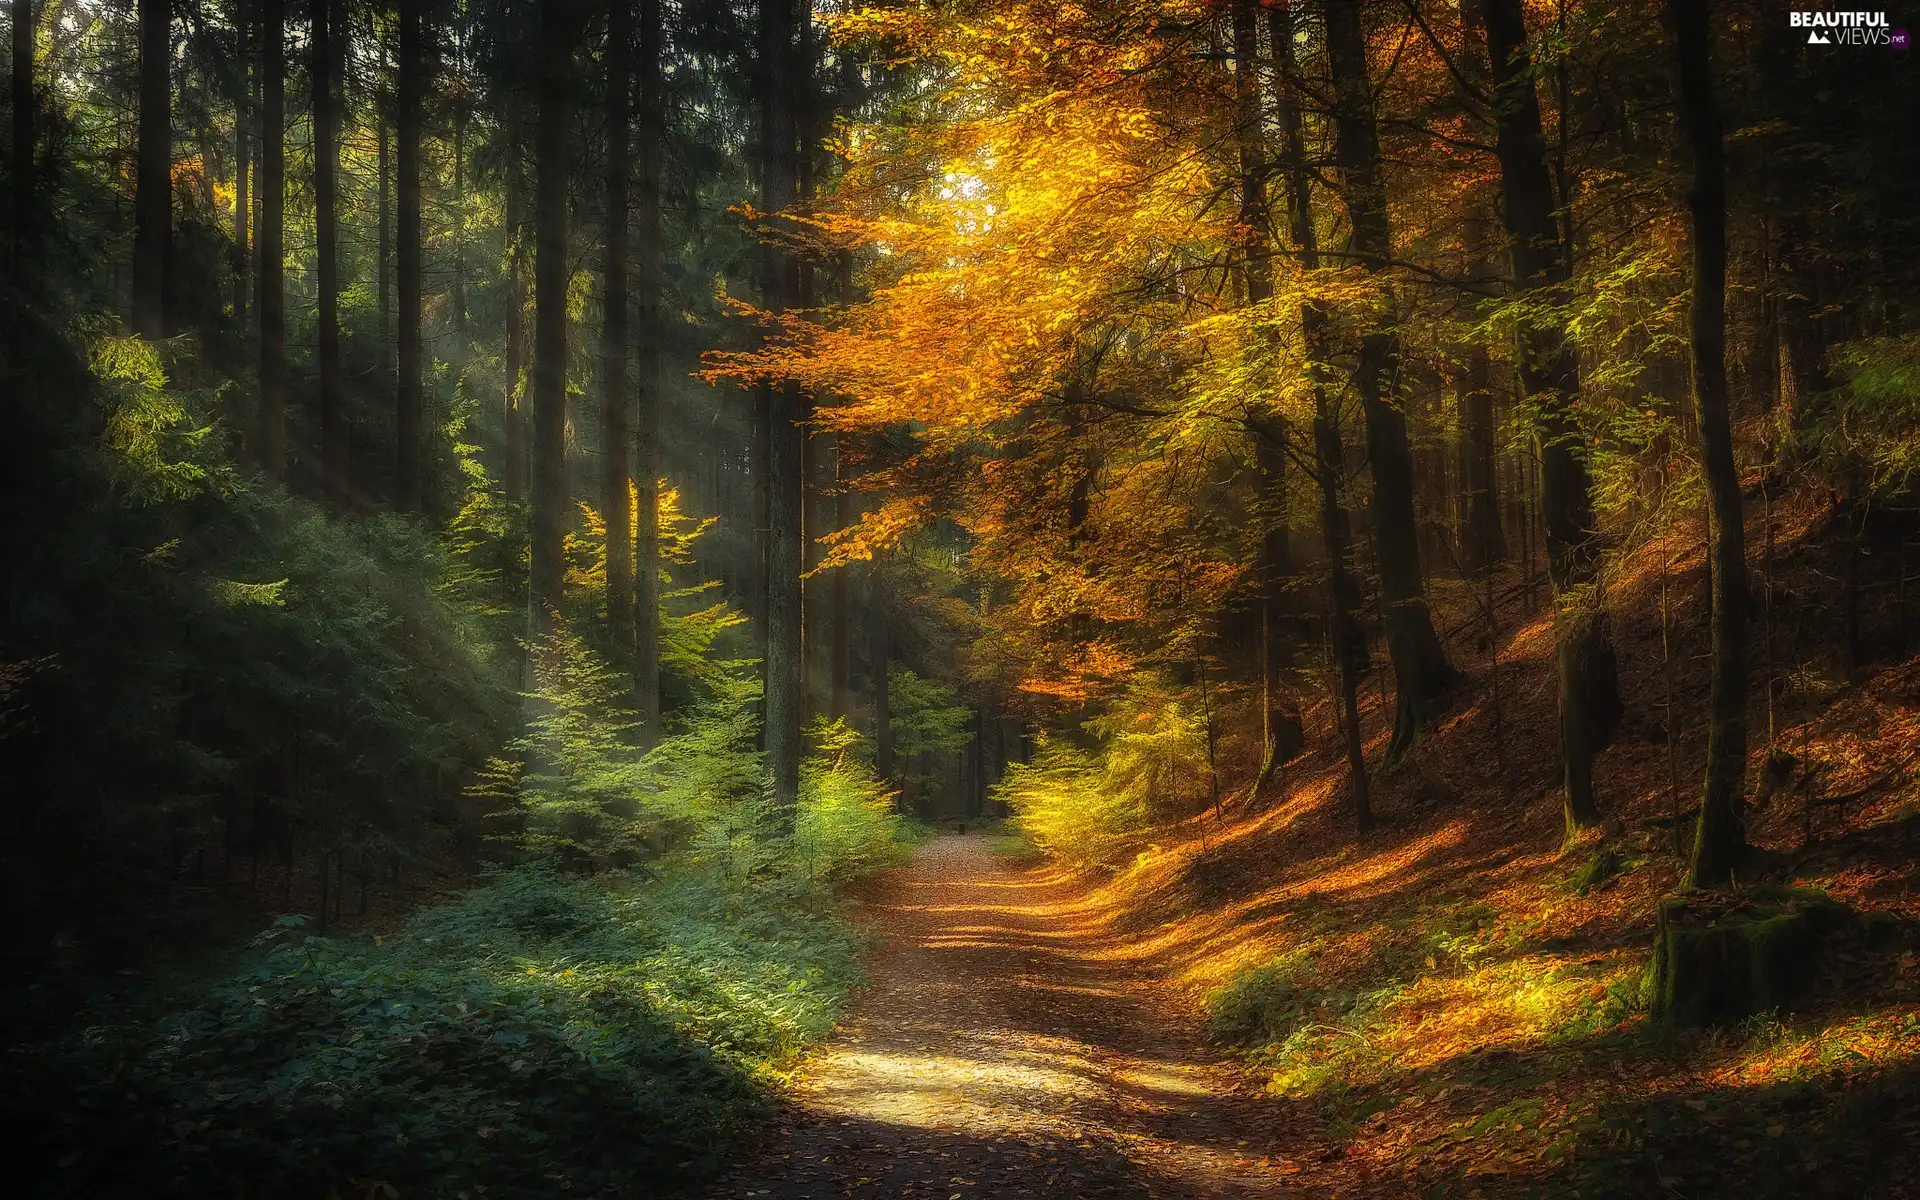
[[90, 333, 220, 503]]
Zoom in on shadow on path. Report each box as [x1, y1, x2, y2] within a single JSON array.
[[707, 837, 1326, 1198]]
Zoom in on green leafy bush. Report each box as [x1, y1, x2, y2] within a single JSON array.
[[1208, 960, 1315, 1046], [20, 862, 866, 1197], [995, 734, 1147, 868], [797, 740, 913, 882], [1811, 334, 1920, 496]]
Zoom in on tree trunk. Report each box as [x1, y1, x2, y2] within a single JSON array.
[[802, 422, 821, 708], [231, 0, 248, 322], [313, 0, 345, 505], [603, 0, 633, 652], [530, 0, 579, 637], [1453, 11, 1503, 591], [1276, 0, 1367, 831], [1323, 0, 1459, 763], [10, 0, 31, 268], [632, 0, 663, 742], [1317, 378, 1372, 836], [1672, 0, 1750, 889], [395, 0, 425, 511], [451, 107, 467, 340], [503, 128, 526, 505], [257, 0, 286, 479], [133, 0, 172, 338], [377, 77, 389, 377], [871, 558, 893, 783], [1257, 431, 1306, 784], [1483, 0, 1622, 839], [752, 384, 770, 659], [1775, 216, 1829, 431], [1454, 330, 1503, 575], [831, 437, 853, 719], [761, 0, 804, 817], [1233, 0, 1304, 792]]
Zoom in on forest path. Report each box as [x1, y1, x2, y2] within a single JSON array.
[[707, 835, 1319, 1198]]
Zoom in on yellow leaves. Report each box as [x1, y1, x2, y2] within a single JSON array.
[[811, 496, 932, 572], [210, 579, 290, 609]]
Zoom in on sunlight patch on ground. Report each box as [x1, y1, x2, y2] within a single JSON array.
[[1707, 1009, 1920, 1090]]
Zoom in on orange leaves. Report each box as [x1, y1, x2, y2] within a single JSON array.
[[809, 496, 933, 573], [1016, 638, 1139, 702], [704, 0, 1344, 707]]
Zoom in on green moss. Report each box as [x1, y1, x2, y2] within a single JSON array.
[[1650, 887, 1854, 1028], [1570, 846, 1625, 896]]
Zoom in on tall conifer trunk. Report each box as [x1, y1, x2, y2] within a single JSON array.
[[603, 0, 633, 652], [831, 436, 852, 719], [531, 0, 579, 636], [231, 0, 249, 322], [1483, 0, 1622, 838], [1323, 0, 1459, 762], [133, 0, 172, 338], [313, 0, 345, 504], [10, 0, 32, 267], [395, 0, 424, 510], [760, 0, 804, 816], [451, 105, 467, 339], [503, 123, 526, 506], [377, 75, 389, 377], [1671, 0, 1749, 888], [257, 0, 286, 479], [871, 559, 893, 783], [632, 0, 663, 741]]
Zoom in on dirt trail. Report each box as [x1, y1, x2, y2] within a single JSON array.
[[708, 835, 1315, 1198]]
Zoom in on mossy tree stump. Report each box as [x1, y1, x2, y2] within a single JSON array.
[[1650, 887, 1854, 1027]]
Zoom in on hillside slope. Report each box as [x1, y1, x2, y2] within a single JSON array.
[[1067, 481, 1920, 1197]]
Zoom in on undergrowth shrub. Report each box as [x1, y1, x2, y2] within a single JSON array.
[[996, 734, 1146, 868], [796, 719, 912, 882], [23, 863, 864, 1196], [2, 318, 517, 982], [885, 667, 976, 809], [1208, 955, 1317, 1046], [1809, 334, 1920, 496], [1085, 678, 1213, 820], [994, 677, 1210, 868]]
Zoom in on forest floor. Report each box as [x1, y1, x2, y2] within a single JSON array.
[[712, 487, 1920, 1199], [706, 834, 1332, 1198]]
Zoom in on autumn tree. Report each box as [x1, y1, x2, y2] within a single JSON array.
[[1277, 0, 1368, 831], [1233, 0, 1303, 792], [1452, 0, 1502, 577]]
